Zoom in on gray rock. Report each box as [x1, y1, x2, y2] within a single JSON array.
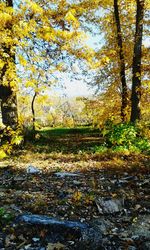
[[95, 197, 124, 214], [55, 172, 81, 178], [17, 214, 88, 230], [90, 217, 114, 235], [129, 215, 150, 239], [16, 214, 104, 249]]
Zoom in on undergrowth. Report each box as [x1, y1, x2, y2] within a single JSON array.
[[93, 122, 150, 155], [0, 126, 23, 160]]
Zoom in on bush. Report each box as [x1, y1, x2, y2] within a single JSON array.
[[103, 123, 138, 147], [93, 123, 150, 154]]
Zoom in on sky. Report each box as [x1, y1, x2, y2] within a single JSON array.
[[143, 37, 150, 48], [51, 36, 150, 98], [52, 32, 104, 98], [51, 77, 95, 98]]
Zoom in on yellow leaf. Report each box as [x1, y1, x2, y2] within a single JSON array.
[[0, 59, 4, 69], [72, 190, 82, 202], [18, 55, 27, 66], [0, 150, 7, 160]]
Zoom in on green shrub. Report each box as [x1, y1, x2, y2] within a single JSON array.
[[93, 145, 108, 153], [103, 123, 137, 147], [93, 123, 150, 154]]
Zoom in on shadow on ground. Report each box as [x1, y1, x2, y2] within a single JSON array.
[[26, 127, 103, 154]]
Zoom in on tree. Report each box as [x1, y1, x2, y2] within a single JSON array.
[[79, 0, 149, 123], [0, 0, 18, 129], [130, 0, 145, 123], [0, 0, 88, 130], [113, 0, 128, 122], [71, 0, 132, 122]]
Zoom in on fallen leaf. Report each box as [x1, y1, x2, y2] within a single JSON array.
[[47, 242, 65, 250]]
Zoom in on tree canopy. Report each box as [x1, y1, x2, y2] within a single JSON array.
[[0, 0, 149, 143]]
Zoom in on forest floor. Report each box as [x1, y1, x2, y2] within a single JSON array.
[[0, 128, 150, 250]]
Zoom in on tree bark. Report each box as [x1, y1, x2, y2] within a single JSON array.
[[1, 92, 18, 129], [130, 0, 145, 123], [6, 0, 13, 6], [31, 92, 37, 133], [0, 0, 18, 129], [114, 0, 128, 122]]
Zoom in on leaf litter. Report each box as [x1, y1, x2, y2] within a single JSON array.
[[0, 141, 150, 249]]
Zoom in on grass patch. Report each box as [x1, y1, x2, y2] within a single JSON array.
[[38, 127, 100, 138], [23, 127, 102, 154]]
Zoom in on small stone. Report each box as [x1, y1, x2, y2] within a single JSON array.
[[131, 235, 139, 240], [68, 241, 75, 245], [112, 227, 118, 233], [32, 237, 40, 242], [0, 192, 5, 197], [55, 172, 81, 178], [13, 176, 25, 181], [24, 245, 31, 250], [72, 180, 81, 186], [135, 204, 141, 210], [27, 165, 41, 174]]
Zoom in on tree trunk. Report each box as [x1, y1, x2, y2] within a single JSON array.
[[130, 0, 145, 123], [31, 92, 37, 133], [0, 0, 18, 129], [1, 92, 18, 130], [114, 0, 128, 122]]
